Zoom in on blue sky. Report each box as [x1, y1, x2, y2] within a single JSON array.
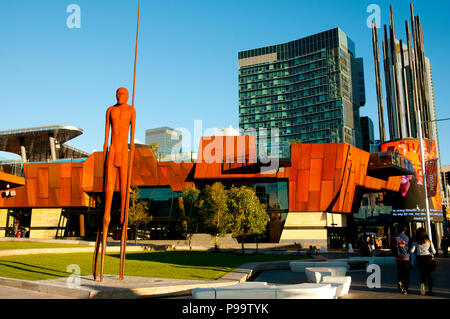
[[1, 0, 449, 164]]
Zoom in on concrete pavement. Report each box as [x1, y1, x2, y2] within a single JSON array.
[[0, 284, 72, 299], [252, 257, 450, 299]]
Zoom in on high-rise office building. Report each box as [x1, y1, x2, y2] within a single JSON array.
[[145, 127, 182, 156], [360, 116, 375, 153], [238, 28, 366, 158]]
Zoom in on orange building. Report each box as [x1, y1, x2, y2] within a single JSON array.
[[0, 135, 412, 247]]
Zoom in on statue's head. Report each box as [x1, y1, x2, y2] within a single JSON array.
[[116, 87, 129, 105]]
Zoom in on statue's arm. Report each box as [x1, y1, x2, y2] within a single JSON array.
[[103, 107, 112, 161], [130, 107, 136, 155]]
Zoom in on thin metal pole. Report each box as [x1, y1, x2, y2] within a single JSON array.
[[132, 0, 140, 107], [120, 0, 140, 280], [417, 109, 432, 237], [372, 21, 386, 142]]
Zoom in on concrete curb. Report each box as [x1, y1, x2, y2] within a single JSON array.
[[0, 276, 92, 299], [0, 244, 173, 257], [0, 238, 95, 245]]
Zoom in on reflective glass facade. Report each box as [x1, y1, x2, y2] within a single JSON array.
[[239, 28, 366, 158], [138, 187, 182, 218]]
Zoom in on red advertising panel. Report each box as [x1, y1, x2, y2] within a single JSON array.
[[381, 139, 443, 222]]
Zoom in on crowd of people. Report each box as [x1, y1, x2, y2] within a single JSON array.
[[12, 221, 29, 238]]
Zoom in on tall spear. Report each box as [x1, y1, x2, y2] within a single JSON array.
[[120, 0, 140, 280]]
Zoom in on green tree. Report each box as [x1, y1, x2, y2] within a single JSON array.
[[181, 185, 203, 250], [201, 182, 232, 251], [128, 187, 151, 245], [289, 138, 301, 144], [149, 142, 161, 160], [227, 186, 269, 254]]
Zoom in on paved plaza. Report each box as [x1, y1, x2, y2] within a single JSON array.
[[252, 257, 450, 299]]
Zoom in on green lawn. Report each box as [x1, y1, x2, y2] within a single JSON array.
[[0, 242, 88, 250], [0, 251, 307, 281]]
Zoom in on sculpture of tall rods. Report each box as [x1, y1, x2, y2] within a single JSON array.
[[93, 0, 141, 282]]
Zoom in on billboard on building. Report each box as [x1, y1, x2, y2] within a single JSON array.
[[381, 139, 443, 222]]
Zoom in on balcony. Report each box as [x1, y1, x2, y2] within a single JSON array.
[[367, 151, 415, 180]]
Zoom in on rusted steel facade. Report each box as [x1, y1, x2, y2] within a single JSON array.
[[0, 136, 403, 214]]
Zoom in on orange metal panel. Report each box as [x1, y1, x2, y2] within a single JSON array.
[[48, 187, 59, 206], [81, 156, 94, 191], [343, 171, 357, 213], [36, 197, 49, 207], [309, 158, 323, 192], [307, 191, 320, 211], [37, 168, 49, 199], [71, 167, 82, 204], [49, 164, 60, 189], [26, 179, 37, 206], [60, 163, 71, 178], [13, 187, 27, 207], [60, 178, 71, 206], [298, 144, 312, 170], [298, 170, 310, 203], [335, 144, 345, 170], [320, 180, 334, 211], [93, 152, 104, 178], [288, 180, 296, 211], [322, 143, 337, 180], [290, 146, 299, 173], [93, 177, 103, 192], [311, 143, 324, 159], [25, 165, 37, 179]]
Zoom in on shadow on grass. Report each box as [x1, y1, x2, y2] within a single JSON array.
[[108, 251, 300, 269], [0, 261, 69, 278]]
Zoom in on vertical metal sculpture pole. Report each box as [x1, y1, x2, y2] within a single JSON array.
[[119, 0, 140, 280], [389, 5, 403, 139], [371, 21, 386, 143], [383, 25, 394, 139], [417, 110, 432, 238], [417, 17, 431, 139], [405, 20, 418, 136], [399, 39, 412, 137]]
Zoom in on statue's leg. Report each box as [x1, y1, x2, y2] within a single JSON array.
[[119, 164, 128, 280], [92, 224, 101, 280], [100, 166, 117, 282]]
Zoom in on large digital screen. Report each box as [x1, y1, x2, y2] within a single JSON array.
[[381, 139, 443, 222]]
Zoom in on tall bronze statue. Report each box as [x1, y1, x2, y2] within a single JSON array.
[[93, 87, 136, 281], [93, 0, 140, 282]]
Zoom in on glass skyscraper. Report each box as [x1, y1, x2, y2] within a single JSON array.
[[238, 28, 366, 158]]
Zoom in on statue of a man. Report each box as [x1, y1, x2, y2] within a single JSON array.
[[93, 87, 136, 281]]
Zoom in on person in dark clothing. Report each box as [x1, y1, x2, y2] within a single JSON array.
[[360, 240, 371, 257], [441, 234, 448, 258], [392, 225, 410, 295], [411, 227, 436, 296]]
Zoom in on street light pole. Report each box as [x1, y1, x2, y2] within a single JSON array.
[[417, 110, 433, 237]]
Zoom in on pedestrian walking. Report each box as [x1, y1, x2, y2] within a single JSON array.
[[392, 225, 410, 295], [410, 227, 437, 296], [441, 233, 448, 258]]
